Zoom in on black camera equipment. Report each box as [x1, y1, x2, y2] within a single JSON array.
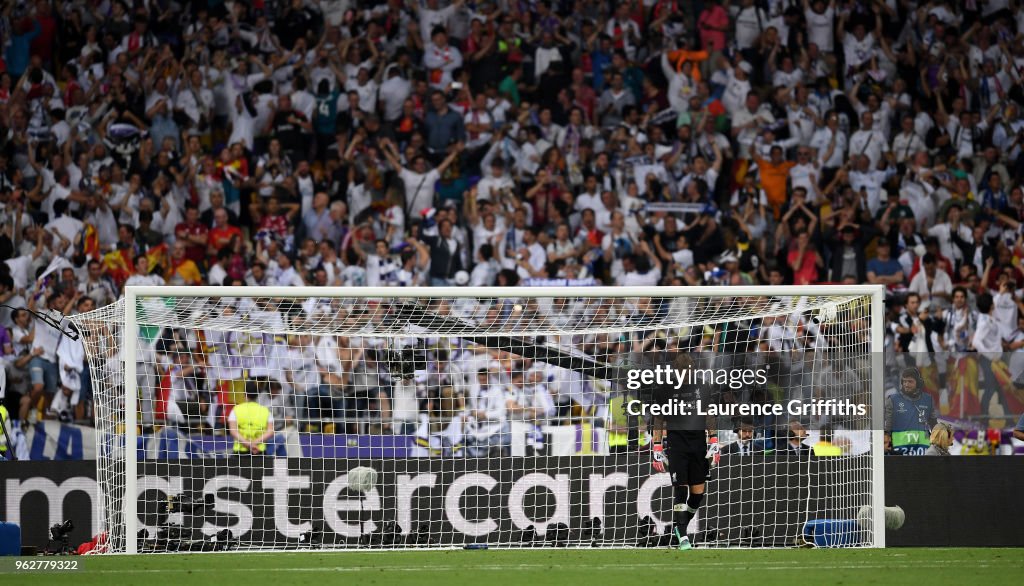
[[141, 492, 219, 552], [45, 520, 74, 555], [578, 517, 603, 546], [546, 522, 570, 547], [405, 522, 434, 546], [512, 525, 544, 547], [361, 520, 403, 547], [297, 521, 326, 548], [211, 528, 238, 552]]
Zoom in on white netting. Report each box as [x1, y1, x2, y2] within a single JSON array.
[[69, 287, 881, 552]]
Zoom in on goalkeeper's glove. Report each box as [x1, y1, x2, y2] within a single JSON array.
[[705, 436, 720, 469], [652, 443, 667, 473]]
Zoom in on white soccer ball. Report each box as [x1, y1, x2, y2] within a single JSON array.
[[857, 505, 906, 530], [816, 303, 838, 324], [885, 505, 906, 530], [857, 505, 871, 528], [512, 304, 523, 313], [347, 467, 379, 494]]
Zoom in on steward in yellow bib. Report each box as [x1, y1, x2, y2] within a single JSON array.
[[228, 382, 274, 454], [608, 393, 649, 452], [813, 425, 843, 456], [0, 405, 10, 457]]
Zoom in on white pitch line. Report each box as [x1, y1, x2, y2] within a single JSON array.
[[3, 560, 1014, 575], [169, 547, 990, 558]]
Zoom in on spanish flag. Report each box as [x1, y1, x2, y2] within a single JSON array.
[[146, 243, 169, 275], [990, 358, 1024, 414], [102, 249, 133, 287], [918, 363, 942, 407], [946, 356, 981, 418], [77, 223, 100, 260]]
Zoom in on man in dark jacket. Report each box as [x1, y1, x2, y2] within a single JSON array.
[[423, 218, 464, 285], [952, 223, 996, 276], [829, 225, 867, 283], [779, 420, 812, 455]]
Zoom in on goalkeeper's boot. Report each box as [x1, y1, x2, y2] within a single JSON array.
[[674, 529, 692, 551]]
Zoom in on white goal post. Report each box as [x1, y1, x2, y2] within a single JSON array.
[[70, 284, 886, 553]]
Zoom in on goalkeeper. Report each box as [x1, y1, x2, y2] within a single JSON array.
[[649, 361, 720, 551]]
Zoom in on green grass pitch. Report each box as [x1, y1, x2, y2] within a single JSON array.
[[4, 548, 1021, 585]]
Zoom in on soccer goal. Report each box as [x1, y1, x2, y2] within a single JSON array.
[[69, 285, 886, 553]]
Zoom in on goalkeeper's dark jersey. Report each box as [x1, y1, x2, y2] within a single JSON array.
[[658, 382, 716, 433], [667, 429, 708, 454]]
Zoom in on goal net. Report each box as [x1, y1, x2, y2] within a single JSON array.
[[69, 285, 885, 553]]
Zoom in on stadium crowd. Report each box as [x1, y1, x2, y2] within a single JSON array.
[[1, 0, 1024, 456]]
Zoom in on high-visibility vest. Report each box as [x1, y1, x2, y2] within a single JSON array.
[[608, 396, 629, 447], [607, 395, 649, 448], [813, 441, 842, 456], [233, 401, 271, 454], [0, 406, 8, 454], [608, 431, 629, 447], [498, 38, 522, 54]]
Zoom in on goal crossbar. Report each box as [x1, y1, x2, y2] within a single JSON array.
[[122, 284, 887, 299]]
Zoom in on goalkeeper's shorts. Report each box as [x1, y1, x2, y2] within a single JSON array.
[[665, 431, 709, 487]]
